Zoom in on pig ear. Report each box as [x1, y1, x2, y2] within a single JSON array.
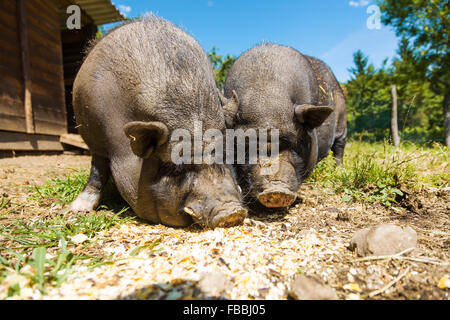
[[294, 104, 333, 128], [219, 90, 239, 127], [123, 121, 169, 158]]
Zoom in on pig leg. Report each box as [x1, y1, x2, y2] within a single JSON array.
[[331, 135, 346, 166], [70, 155, 111, 212]]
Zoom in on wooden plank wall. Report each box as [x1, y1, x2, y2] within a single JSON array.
[[0, 0, 67, 136], [27, 0, 67, 135], [0, 0, 27, 132]]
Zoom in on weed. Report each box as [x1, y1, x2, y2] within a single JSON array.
[[129, 237, 162, 257], [306, 140, 447, 206]]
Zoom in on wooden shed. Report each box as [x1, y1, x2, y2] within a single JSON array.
[[0, 0, 124, 152]]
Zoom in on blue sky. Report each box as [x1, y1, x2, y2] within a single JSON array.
[[108, 0, 400, 83]]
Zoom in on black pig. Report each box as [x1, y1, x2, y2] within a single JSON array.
[[70, 16, 247, 228], [224, 43, 347, 208]]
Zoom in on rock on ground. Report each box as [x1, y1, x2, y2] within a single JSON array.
[[350, 224, 417, 257], [288, 274, 338, 300], [195, 271, 231, 298]]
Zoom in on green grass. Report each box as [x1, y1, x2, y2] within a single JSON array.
[[0, 195, 12, 209], [29, 169, 127, 209], [129, 238, 163, 257], [1, 170, 135, 297], [29, 170, 90, 205], [307, 140, 449, 206]]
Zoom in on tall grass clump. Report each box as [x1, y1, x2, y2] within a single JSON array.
[[308, 141, 421, 206]]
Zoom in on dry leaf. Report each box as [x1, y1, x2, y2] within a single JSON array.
[[343, 282, 362, 292], [71, 233, 89, 244], [438, 275, 449, 289]]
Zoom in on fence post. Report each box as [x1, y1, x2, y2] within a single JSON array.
[[390, 84, 400, 147]]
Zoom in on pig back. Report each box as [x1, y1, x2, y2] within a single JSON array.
[[305, 56, 345, 161], [73, 15, 223, 158]]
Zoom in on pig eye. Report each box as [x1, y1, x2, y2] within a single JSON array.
[[279, 136, 295, 151]]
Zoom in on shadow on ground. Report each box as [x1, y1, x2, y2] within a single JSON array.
[[118, 279, 227, 300]]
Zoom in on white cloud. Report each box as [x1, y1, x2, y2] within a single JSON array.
[[349, 0, 370, 7], [117, 4, 132, 17]]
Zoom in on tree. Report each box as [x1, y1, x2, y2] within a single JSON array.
[[345, 48, 442, 144], [345, 50, 392, 140], [207, 46, 236, 90], [377, 0, 450, 146], [390, 39, 444, 143]]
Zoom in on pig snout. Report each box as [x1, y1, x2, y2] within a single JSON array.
[[183, 186, 248, 228], [257, 182, 297, 208], [184, 201, 247, 228], [253, 151, 299, 208], [181, 167, 248, 228]]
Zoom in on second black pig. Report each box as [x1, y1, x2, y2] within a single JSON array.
[[223, 43, 347, 208]]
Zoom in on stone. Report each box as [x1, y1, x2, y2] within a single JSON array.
[[288, 274, 338, 300], [350, 224, 417, 257], [196, 271, 231, 297]]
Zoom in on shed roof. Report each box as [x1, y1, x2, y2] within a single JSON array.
[[72, 0, 125, 25]]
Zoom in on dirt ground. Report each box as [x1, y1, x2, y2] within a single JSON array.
[[0, 154, 449, 300]]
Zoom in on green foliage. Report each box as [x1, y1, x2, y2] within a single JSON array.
[[345, 51, 392, 140], [345, 1, 449, 144], [96, 25, 105, 39], [391, 39, 445, 142], [374, 0, 449, 146], [207, 46, 236, 89], [377, 0, 449, 95], [306, 140, 449, 206], [309, 154, 408, 207], [344, 48, 444, 143]]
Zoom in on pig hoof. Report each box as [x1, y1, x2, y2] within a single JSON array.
[[69, 193, 100, 212], [211, 208, 247, 228], [257, 190, 296, 208]]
